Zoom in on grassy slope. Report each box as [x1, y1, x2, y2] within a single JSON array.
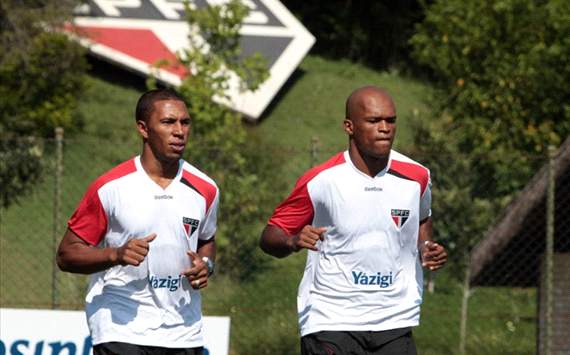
[[0, 55, 536, 354]]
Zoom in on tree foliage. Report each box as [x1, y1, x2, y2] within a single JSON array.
[[0, 0, 87, 207], [409, 0, 570, 267], [0, 0, 87, 137], [411, 0, 569, 156], [159, 0, 278, 279], [286, 0, 429, 68]]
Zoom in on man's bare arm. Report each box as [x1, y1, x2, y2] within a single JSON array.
[[56, 228, 156, 274], [259, 224, 326, 258]]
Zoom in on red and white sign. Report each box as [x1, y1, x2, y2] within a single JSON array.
[[70, 0, 315, 119]]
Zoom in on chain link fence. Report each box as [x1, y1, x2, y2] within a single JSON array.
[[1, 134, 569, 354]]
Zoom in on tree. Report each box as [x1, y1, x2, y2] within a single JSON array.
[[152, 0, 279, 279], [411, 0, 569, 162], [286, 0, 430, 69], [408, 0, 570, 268], [0, 0, 87, 207]]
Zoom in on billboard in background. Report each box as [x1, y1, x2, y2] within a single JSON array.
[[0, 308, 230, 355], [70, 0, 315, 119]]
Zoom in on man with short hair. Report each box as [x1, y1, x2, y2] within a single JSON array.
[[260, 86, 447, 354], [57, 89, 218, 355]]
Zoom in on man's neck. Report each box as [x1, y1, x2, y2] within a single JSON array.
[[348, 146, 390, 177], [140, 150, 180, 187]]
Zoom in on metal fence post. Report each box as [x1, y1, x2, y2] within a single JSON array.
[[52, 127, 64, 309], [459, 252, 471, 355], [544, 145, 555, 355], [310, 136, 319, 167]]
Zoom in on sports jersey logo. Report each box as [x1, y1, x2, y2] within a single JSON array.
[[391, 209, 410, 228], [149, 275, 182, 291], [364, 186, 382, 192], [352, 271, 394, 288], [183, 217, 200, 237]]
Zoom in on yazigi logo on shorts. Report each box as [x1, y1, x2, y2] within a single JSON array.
[[183, 217, 200, 238], [352, 271, 394, 288], [149, 275, 182, 291], [391, 209, 410, 228]]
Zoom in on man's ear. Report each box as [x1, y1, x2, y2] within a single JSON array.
[[136, 120, 149, 139], [343, 119, 354, 136]]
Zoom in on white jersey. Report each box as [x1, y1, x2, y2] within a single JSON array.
[[268, 150, 431, 336], [68, 156, 219, 348]]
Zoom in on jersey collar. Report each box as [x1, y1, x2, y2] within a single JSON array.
[[343, 150, 393, 180], [134, 155, 184, 191]]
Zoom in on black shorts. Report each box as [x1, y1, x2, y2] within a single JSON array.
[[301, 328, 416, 355], [93, 342, 204, 355]]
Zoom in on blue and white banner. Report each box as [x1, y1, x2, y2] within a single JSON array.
[[0, 308, 230, 355]]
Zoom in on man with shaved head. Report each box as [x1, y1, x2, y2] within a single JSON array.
[[260, 86, 447, 354]]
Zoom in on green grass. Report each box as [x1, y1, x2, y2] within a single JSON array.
[[415, 271, 536, 355], [202, 251, 305, 355], [0, 55, 537, 354]]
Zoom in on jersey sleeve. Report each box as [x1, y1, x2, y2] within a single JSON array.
[[67, 181, 108, 246], [199, 187, 219, 240], [268, 177, 314, 236], [419, 170, 432, 221]]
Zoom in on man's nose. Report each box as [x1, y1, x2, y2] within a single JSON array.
[[173, 122, 184, 136], [378, 120, 389, 131]]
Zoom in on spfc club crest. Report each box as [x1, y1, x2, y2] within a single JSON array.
[[391, 209, 410, 228], [183, 217, 200, 237]]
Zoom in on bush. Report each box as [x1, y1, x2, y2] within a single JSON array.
[[0, 0, 87, 207], [408, 0, 570, 268], [286, 1, 428, 69]]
